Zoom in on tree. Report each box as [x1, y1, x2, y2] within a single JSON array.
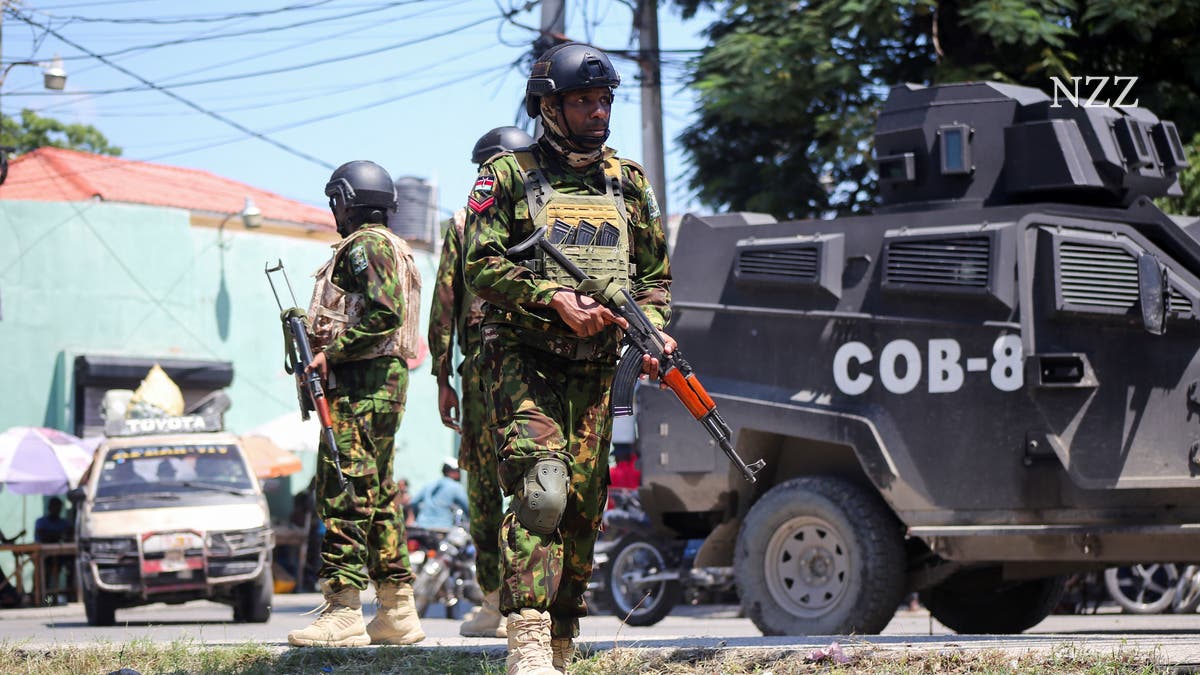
[[0, 108, 122, 156], [680, 0, 1200, 219]]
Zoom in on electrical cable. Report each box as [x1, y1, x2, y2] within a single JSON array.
[[28, 0, 447, 63], [6, 6, 336, 170], [12, 3, 539, 97], [32, 0, 339, 25]]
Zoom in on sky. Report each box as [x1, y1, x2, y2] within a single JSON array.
[[0, 0, 717, 220]]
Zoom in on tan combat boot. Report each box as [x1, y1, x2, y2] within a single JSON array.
[[551, 636, 575, 673], [505, 609, 557, 675], [287, 580, 371, 647], [460, 589, 507, 638], [365, 580, 426, 645]]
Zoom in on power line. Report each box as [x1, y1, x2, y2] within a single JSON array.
[[26, 0, 445, 63], [34, 0, 339, 25], [13, 5, 537, 97], [6, 6, 336, 170]]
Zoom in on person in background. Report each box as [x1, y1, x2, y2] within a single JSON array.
[[35, 497, 74, 604], [411, 458, 471, 529], [429, 125, 535, 640], [396, 477, 416, 526]]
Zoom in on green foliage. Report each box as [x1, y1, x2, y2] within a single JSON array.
[[0, 108, 122, 156], [682, 0, 1200, 219], [1157, 132, 1200, 216]]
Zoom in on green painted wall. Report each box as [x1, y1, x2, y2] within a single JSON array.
[[0, 200, 456, 567]]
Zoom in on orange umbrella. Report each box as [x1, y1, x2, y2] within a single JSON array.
[[240, 434, 303, 480]]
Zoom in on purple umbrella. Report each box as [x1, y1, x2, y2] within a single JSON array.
[[0, 427, 96, 495]]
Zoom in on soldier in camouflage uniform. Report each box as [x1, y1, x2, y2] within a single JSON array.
[[288, 160, 426, 648], [463, 44, 672, 675], [429, 125, 536, 639]]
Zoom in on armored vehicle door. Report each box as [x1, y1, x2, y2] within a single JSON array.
[[1018, 209, 1200, 489]]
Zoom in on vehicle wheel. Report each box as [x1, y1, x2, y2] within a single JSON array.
[[413, 563, 448, 619], [735, 476, 905, 635], [83, 588, 117, 626], [603, 534, 680, 626], [921, 566, 1066, 633], [1104, 564, 1180, 615], [234, 565, 273, 623]]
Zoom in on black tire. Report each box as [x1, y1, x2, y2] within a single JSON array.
[[234, 565, 273, 623], [83, 588, 117, 626], [603, 534, 680, 626], [735, 476, 906, 635], [921, 566, 1067, 633]]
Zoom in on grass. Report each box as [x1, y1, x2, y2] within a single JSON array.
[[0, 641, 1179, 674]]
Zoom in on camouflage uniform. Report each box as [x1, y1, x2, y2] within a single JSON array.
[[315, 223, 414, 592], [463, 140, 671, 639], [428, 216, 504, 595]]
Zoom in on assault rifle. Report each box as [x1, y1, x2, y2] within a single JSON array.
[[507, 226, 766, 482], [265, 260, 347, 491]]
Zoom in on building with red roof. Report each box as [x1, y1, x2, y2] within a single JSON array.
[[1, 146, 335, 238]]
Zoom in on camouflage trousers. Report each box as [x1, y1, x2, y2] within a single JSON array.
[[459, 343, 504, 595], [316, 390, 414, 592], [481, 329, 614, 639]]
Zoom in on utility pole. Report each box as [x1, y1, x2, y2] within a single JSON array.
[[531, 0, 566, 139], [635, 0, 668, 226]]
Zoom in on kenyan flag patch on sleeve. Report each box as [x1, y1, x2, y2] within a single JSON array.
[[468, 176, 496, 214]]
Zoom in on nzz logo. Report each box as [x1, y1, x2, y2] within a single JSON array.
[[1050, 76, 1139, 108], [833, 335, 1023, 396]]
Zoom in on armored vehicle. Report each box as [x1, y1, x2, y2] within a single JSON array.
[[635, 81, 1197, 635], [72, 414, 274, 626]]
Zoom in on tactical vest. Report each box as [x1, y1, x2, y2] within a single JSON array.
[[308, 225, 422, 362], [513, 151, 632, 291]]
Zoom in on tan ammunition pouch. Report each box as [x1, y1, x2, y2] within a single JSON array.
[[512, 151, 633, 291], [308, 226, 422, 362]]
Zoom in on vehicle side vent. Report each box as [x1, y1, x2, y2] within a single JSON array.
[[735, 247, 819, 283], [733, 233, 843, 298], [1058, 241, 1138, 309], [884, 236, 990, 288]]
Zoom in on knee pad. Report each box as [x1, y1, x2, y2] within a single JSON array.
[[515, 458, 570, 535]]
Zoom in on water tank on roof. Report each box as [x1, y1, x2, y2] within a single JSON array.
[[389, 176, 436, 245]]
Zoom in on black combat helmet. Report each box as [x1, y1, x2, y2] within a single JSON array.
[[524, 42, 620, 118], [324, 160, 397, 234], [324, 160, 397, 212], [471, 126, 536, 165]]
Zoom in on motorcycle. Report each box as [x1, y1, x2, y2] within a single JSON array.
[[590, 489, 737, 626], [408, 518, 483, 619], [1104, 563, 1200, 614]]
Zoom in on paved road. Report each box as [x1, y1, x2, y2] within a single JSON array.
[[3, 594, 1200, 664]]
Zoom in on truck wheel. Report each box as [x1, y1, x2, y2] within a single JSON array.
[[735, 476, 905, 635], [603, 534, 680, 626], [921, 566, 1066, 633], [84, 588, 116, 626], [1104, 564, 1179, 615], [234, 565, 273, 623]]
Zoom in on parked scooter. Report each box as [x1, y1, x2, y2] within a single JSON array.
[[408, 513, 482, 619]]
